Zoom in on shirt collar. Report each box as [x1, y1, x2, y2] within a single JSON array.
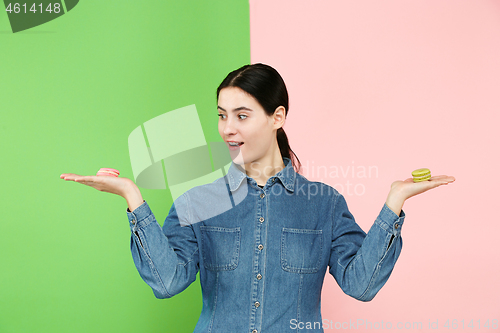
[[225, 157, 296, 192]]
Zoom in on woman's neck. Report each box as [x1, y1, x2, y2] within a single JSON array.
[[243, 150, 286, 186]]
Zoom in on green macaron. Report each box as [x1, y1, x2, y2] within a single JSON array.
[[412, 168, 431, 182]]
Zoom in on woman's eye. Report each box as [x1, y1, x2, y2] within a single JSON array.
[[218, 113, 246, 120]]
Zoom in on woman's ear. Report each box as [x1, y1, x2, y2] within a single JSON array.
[[273, 106, 286, 129]]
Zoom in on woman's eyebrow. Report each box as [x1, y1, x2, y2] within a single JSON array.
[[217, 106, 253, 112]]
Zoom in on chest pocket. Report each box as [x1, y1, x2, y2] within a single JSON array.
[[200, 226, 241, 271], [281, 228, 323, 274]]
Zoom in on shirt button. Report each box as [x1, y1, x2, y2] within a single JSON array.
[[256, 273, 262, 280], [254, 301, 260, 308], [260, 193, 265, 199], [258, 244, 264, 250], [252, 330, 258, 333], [259, 217, 264, 223], [131, 219, 136, 224], [395, 223, 399, 229]]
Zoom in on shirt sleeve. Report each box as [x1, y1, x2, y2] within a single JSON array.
[[126, 194, 199, 299], [328, 193, 405, 301]]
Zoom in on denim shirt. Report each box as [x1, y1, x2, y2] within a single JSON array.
[[126, 157, 405, 333]]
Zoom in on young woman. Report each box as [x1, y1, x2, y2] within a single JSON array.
[[60, 63, 455, 333]]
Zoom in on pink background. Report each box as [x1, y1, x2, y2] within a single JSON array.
[[250, 0, 499, 330]]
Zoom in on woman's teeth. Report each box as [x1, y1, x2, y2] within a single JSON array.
[[228, 142, 242, 146]]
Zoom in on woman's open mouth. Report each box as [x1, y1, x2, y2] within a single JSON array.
[[227, 141, 244, 150]]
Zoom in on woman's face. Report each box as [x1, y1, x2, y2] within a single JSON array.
[[217, 87, 282, 166]]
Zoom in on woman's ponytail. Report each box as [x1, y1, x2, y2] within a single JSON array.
[[277, 127, 301, 173]]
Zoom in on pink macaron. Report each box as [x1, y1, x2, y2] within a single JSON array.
[[96, 168, 120, 177]]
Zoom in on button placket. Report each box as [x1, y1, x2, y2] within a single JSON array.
[[250, 186, 266, 333]]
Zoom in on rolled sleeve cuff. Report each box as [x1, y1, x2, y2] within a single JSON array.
[[375, 203, 406, 236], [126, 200, 152, 230]]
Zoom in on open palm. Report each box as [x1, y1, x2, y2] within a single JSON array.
[[60, 173, 134, 198], [390, 175, 456, 201]]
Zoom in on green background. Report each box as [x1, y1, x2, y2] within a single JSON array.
[[0, 1, 250, 332]]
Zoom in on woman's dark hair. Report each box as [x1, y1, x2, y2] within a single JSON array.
[[216, 63, 301, 173]]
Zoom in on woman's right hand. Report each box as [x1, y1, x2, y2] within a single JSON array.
[[60, 173, 145, 211], [60, 173, 136, 198]]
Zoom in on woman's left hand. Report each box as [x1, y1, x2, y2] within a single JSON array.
[[390, 175, 455, 201], [385, 175, 455, 216]]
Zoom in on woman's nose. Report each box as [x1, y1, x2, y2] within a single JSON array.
[[223, 118, 237, 136]]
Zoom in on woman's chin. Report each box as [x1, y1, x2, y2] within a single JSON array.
[[229, 149, 245, 165], [231, 157, 245, 166]]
